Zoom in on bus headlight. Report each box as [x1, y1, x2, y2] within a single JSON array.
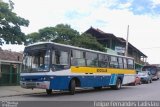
[[41, 77, 50, 81], [41, 77, 46, 81], [50, 77, 54, 79]]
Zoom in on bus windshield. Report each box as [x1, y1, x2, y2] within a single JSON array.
[[22, 49, 50, 72]]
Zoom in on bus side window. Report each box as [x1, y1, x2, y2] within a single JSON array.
[[118, 57, 123, 69], [60, 51, 69, 65], [98, 54, 108, 67], [52, 50, 69, 65], [71, 50, 85, 66], [109, 56, 118, 68], [86, 52, 98, 67], [123, 58, 127, 69], [127, 59, 134, 69], [52, 51, 56, 64]]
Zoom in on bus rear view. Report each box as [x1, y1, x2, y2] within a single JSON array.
[[142, 65, 160, 80]]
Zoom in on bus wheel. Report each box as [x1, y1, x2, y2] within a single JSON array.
[[46, 89, 52, 95], [139, 81, 142, 85], [146, 80, 150, 84], [69, 79, 76, 95], [111, 79, 122, 90], [94, 86, 102, 90]]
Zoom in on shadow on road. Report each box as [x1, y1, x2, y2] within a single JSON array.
[[26, 86, 133, 98]]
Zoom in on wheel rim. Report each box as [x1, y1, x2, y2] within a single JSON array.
[[118, 80, 121, 88]]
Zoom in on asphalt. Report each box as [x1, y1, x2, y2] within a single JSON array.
[[0, 86, 45, 98]]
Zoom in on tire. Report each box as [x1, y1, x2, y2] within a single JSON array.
[[46, 89, 52, 95], [94, 86, 102, 90], [133, 82, 137, 86], [110, 79, 122, 90], [139, 81, 142, 85], [69, 79, 76, 95], [146, 80, 150, 84]]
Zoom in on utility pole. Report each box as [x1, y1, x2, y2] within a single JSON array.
[[125, 25, 129, 56]]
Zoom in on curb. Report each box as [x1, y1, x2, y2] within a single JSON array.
[[0, 92, 46, 98]]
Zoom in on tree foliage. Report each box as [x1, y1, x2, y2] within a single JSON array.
[[71, 33, 105, 51], [26, 24, 105, 51], [0, 0, 29, 45]]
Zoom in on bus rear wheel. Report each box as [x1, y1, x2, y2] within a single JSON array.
[[46, 89, 52, 95], [110, 79, 122, 90], [69, 79, 76, 95]]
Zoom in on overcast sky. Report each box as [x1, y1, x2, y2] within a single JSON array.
[[1, 0, 160, 64]]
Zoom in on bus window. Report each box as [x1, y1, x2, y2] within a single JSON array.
[[127, 59, 134, 69], [60, 51, 69, 65], [118, 57, 123, 69], [52, 50, 69, 71], [71, 50, 85, 66], [98, 54, 108, 67], [123, 58, 127, 69], [86, 52, 98, 67], [22, 50, 50, 72], [52, 51, 55, 64], [109, 56, 118, 68]]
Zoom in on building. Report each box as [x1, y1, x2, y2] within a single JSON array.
[[0, 48, 22, 85], [85, 27, 147, 69]]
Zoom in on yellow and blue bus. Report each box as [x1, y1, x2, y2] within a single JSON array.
[[20, 42, 136, 95]]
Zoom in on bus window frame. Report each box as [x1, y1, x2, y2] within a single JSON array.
[[86, 51, 98, 67], [71, 49, 86, 67], [98, 54, 109, 68]]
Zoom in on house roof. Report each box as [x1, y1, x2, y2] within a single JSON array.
[[85, 27, 119, 41], [85, 27, 147, 57], [0, 48, 23, 62]]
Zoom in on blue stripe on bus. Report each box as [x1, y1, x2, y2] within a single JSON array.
[[49, 76, 112, 90], [109, 74, 117, 85], [21, 75, 124, 90]]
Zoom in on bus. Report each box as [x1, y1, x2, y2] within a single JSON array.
[[142, 65, 160, 80], [20, 42, 136, 95]]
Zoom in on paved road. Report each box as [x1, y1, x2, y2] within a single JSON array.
[[0, 80, 160, 101]]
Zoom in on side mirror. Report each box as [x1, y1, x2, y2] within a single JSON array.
[[148, 72, 151, 75], [51, 66, 55, 71]]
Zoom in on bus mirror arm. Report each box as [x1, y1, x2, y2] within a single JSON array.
[[51, 66, 55, 71]]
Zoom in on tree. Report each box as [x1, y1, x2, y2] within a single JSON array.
[[39, 27, 56, 41], [53, 24, 79, 44], [25, 32, 40, 44], [71, 33, 106, 51], [26, 24, 106, 51], [0, 0, 29, 45], [26, 24, 80, 44]]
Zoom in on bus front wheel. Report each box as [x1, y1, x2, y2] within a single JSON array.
[[46, 89, 52, 95], [69, 79, 76, 95]]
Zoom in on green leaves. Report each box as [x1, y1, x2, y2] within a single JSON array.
[[71, 33, 105, 51], [26, 24, 106, 52], [0, 1, 29, 45]]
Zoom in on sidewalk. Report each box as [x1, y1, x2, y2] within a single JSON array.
[[0, 86, 45, 97]]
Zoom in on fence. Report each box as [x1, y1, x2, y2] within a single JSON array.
[[0, 72, 20, 86]]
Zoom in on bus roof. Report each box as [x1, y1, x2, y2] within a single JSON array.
[[26, 42, 134, 59]]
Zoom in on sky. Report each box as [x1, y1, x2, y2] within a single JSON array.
[[1, 0, 160, 64]]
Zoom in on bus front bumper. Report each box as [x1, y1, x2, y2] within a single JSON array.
[[20, 81, 50, 89]]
